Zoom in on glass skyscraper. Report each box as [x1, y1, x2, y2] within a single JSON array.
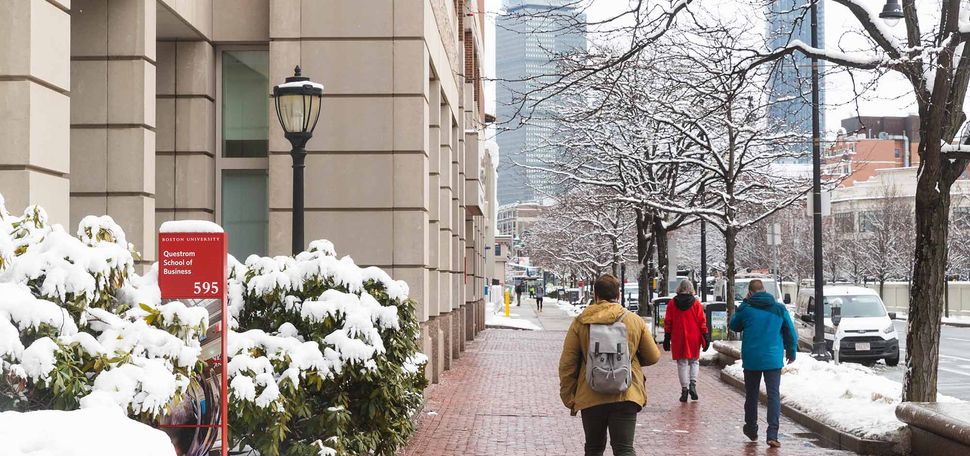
[[766, 0, 825, 162], [496, 0, 586, 205]]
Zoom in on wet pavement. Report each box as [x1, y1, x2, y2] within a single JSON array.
[[400, 316, 853, 455]]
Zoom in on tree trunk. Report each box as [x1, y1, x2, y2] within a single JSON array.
[[636, 208, 652, 313], [879, 278, 885, 301], [902, 142, 952, 402], [654, 217, 669, 296], [725, 226, 738, 340]]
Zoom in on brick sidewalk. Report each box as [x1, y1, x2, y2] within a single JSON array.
[[399, 329, 853, 456]]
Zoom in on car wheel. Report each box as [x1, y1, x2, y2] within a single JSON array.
[[885, 353, 900, 367]]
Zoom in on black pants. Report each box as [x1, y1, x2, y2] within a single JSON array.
[[580, 401, 640, 456], [536, 297, 543, 310], [516, 293, 522, 306]]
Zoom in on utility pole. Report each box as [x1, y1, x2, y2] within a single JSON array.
[[810, 0, 830, 361]]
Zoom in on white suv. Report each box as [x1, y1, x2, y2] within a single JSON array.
[[793, 285, 900, 366]]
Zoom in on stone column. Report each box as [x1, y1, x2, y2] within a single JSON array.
[[0, 0, 70, 225], [71, 0, 156, 264], [438, 108, 454, 371], [426, 81, 443, 383], [155, 41, 216, 228]]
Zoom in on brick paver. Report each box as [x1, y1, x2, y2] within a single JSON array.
[[399, 328, 853, 456]]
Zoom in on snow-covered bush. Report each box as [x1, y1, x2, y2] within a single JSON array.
[[0, 203, 203, 420], [228, 241, 428, 455], [0, 197, 428, 456]]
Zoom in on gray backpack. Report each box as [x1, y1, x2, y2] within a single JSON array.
[[585, 311, 633, 394]]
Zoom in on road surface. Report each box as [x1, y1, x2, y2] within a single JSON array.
[[870, 321, 970, 400]]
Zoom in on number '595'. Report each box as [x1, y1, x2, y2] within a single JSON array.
[[193, 281, 219, 295]]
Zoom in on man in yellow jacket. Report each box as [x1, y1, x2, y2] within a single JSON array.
[[559, 274, 661, 456]]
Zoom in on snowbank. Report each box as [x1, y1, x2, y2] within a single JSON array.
[[557, 299, 582, 317], [485, 302, 541, 330], [0, 407, 176, 456], [723, 353, 962, 442]]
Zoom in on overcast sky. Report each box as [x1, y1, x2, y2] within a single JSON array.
[[482, 0, 927, 135]]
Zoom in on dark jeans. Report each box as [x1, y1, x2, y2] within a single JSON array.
[[536, 297, 543, 310], [743, 369, 781, 440], [580, 401, 640, 456], [516, 293, 522, 306]]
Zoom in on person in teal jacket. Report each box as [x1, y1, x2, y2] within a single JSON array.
[[728, 279, 797, 449]]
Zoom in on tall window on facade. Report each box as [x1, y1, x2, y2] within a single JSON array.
[[835, 212, 855, 233], [219, 49, 269, 258], [858, 211, 879, 233], [222, 51, 269, 158]]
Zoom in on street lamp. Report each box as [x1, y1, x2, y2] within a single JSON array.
[[879, 0, 904, 27], [809, 0, 828, 361], [273, 66, 324, 255]]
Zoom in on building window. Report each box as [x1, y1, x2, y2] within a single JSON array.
[[222, 50, 269, 158], [859, 211, 878, 233], [217, 47, 270, 258], [495, 244, 502, 256], [222, 170, 268, 258], [834, 212, 854, 233]]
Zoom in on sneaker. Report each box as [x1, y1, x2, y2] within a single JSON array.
[[742, 425, 758, 442], [767, 439, 781, 448]]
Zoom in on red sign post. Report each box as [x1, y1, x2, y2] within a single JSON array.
[[158, 229, 228, 456]]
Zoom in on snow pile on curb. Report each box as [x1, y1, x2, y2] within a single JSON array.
[[557, 299, 582, 317], [0, 406, 176, 456], [485, 302, 541, 330], [699, 345, 719, 363], [723, 354, 962, 442]]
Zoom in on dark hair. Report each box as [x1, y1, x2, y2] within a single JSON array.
[[594, 274, 620, 302], [748, 279, 765, 293]]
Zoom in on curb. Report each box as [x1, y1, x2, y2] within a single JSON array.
[[718, 370, 900, 455], [943, 321, 970, 328], [485, 324, 537, 331]]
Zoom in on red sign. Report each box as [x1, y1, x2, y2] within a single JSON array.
[[157, 230, 229, 456], [158, 233, 227, 299]]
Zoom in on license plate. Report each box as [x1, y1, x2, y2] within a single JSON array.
[[855, 342, 871, 351]]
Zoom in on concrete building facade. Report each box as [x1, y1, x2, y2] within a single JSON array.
[[0, 0, 495, 384]]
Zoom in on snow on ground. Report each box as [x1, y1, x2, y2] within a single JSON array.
[[485, 301, 541, 331], [0, 406, 176, 456], [556, 299, 581, 317], [698, 345, 718, 363], [723, 353, 962, 443]]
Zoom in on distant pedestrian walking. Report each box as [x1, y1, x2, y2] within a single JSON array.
[[529, 286, 535, 299], [536, 286, 545, 312], [559, 274, 661, 456], [662, 279, 709, 402], [515, 282, 524, 306], [729, 279, 798, 449]]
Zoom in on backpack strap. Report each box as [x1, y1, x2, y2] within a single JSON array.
[[614, 310, 628, 324]]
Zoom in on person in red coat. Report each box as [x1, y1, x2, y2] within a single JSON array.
[[662, 279, 710, 402]]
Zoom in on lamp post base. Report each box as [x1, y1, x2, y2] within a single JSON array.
[[811, 341, 831, 362]]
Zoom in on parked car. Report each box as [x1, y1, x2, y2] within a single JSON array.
[[622, 284, 640, 312], [716, 274, 785, 304], [793, 285, 900, 366]]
